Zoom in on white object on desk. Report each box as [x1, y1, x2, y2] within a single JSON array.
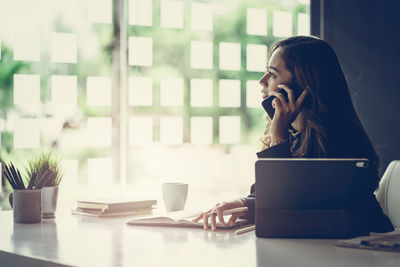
[[235, 225, 256, 235]]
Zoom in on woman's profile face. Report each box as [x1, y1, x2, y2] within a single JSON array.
[[259, 47, 293, 99]]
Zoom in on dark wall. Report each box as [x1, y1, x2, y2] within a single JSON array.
[[311, 0, 400, 172]]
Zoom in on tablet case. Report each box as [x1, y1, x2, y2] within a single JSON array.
[[255, 159, 371, 238]]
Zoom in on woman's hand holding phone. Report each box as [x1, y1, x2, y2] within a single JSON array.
[[269, 84, 308, 143]]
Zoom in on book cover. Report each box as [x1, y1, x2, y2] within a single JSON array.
[[72, 207, 153, 217], [77, 198, 157, 212]]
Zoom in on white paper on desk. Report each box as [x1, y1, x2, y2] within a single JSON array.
[[126, 210, 248, 229], [336, 230, 400, 252]]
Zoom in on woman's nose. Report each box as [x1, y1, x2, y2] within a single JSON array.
[[259, 74, 267, 86]]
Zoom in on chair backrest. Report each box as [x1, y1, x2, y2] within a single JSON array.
[[375, 160, 400, 228]]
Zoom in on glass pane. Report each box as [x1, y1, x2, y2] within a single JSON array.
[[219, 116, 240, 144], [41, 118, 62, 144], [13, 74, 40, 112], [160, 0, 184, 29], [87, 117, 112, 147], [190, 41, 213, 69], [273, 11, 293, 37], [247, 8, 267, 36], [129, 77, 153, 106], [219, 42, 241, 71], [13, 31, 40, 61], [246, 44, 267, 72], [219, 79, 241, 107], [51, 75, 77, 108], [191, 117, 213, 145], [246, 80, 262, 108], [87, 76, 112, 106], [51, 33, 77, 63], [160, 78, 184, 106], [88, 0, 112, 24], [88, 158, 112, 187], [58, 130, 85, 151], [14, 118, 40, 148], [190, 78, 213, 107], [129, 117, 153, 145], [129, 36, 153, 66], [191, 2, 213, 31], [297, 13, 310, 36], [160, 116, 183, 145], [129, 0, 152, 26]]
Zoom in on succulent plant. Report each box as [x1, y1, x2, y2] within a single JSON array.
[[25, 153, 64, 188]]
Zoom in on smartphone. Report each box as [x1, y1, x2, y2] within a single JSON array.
[[261, 82, 303, 119]]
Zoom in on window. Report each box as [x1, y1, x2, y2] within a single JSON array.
[[0, 0, 310, 204]]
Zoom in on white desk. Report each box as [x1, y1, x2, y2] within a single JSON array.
[[0, 210, 399, 267]]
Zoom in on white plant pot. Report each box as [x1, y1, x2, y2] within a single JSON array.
[[41, 186, 59, 218]]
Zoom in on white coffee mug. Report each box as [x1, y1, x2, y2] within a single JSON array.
[[162, 183, 188, 212]]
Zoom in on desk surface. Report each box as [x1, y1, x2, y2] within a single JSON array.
[[0, 210, 399, 267]]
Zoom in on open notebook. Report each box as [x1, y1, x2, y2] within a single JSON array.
[[127, 209, 248, 229]]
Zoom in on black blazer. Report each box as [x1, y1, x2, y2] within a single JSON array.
[[244, 141, 394, 233]]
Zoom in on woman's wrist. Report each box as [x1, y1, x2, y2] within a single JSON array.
[[270, 133, 288, 146]]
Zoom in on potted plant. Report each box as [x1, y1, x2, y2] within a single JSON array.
[[25, 153, 64, 218]]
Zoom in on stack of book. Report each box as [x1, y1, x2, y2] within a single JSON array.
[[72, 198, 157, 217]]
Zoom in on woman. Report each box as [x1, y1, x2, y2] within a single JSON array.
[[193, 36, 394, 233]]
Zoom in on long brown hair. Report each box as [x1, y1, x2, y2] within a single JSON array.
[[263, 36, 381, 189]]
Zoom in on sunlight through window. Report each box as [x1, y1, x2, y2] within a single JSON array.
[[160, 0, 184, 29], [191, 2, 213, 31], [190, 41, 213, 69], [191, 117, 213, 145], [129, 117, 153, 145], [88, 0, 112, 24], [129, 36, 153, 66], [87, 117, 112, 147], [297, 13, 310, 36], [87, 76, 112, 106], [14, 118, 40, 148], [273, 11, 293, 37], [13, 31, 40, 61], [160, 78, 184, 106], [246, 44, 267, 72], [219, 79, 241, 107], [129, 0, 153, 26], [247, 8, 267, 36], [190, 79, 213, 107], [129, 77, 153, 106], [160, 117, 183, 145], [13, 74, 41, 112], [51, 33, 77, 63], [219, 42, 241, 71]]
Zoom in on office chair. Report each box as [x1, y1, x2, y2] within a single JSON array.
[[375, 160, 400, 229]]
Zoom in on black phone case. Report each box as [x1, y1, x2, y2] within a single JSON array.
[[262, 84, 303, 119]]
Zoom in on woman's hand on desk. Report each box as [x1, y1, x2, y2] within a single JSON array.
[[192, 198, 248, 232]]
